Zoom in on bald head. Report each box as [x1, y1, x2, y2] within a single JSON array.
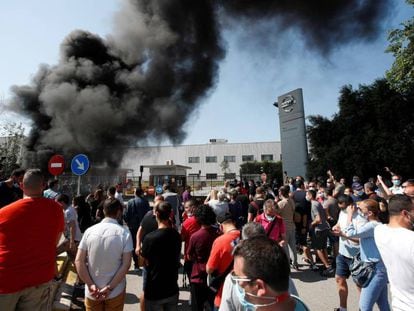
[[22, 169, 45, 197]]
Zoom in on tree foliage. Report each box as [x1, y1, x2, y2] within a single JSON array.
[[386, 0, 414, 94], [0, 123, 25, 179], [240, 160, 283, 183], [307, 79, 414, 181]]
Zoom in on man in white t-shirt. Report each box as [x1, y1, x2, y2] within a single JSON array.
[[56, 194, 82, 260], [75, 198, 133, 310], [375, 194, 414, 311]]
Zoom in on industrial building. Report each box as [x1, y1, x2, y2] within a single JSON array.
[[122, 139, 281, 179]]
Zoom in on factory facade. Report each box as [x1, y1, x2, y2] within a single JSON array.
[[122, 139, 281, 179]]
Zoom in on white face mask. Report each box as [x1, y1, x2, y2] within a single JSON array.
[[235, 283, 278, 311]]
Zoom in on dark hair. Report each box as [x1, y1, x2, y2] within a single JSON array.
[[48, 180, 59, 189], [155, 201, 172, 221], [307, 189, 316, 199], [295, 180, 304, 188], [73, 195, 86, 208], [56, 193, 70, 205], [194, 204, 217, 226], [388, 194, 413, 216], [337, 194, 353, 205], [135, 187, 143, 196], [11, 168, 26, 178], [108, 186, 116, 196], [279, 185, 290, 197], [324, 187, 333, 196], [364, 182, 375, 192], [103, 198, 123, 217], [185, 198, 197, 208], [233, 236, 290, 292]]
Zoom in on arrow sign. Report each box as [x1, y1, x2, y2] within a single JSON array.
[[71, 154, 90, 176], [48, 155, 65, 176]]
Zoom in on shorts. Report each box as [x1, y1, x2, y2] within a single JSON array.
[[335, 254, 353, 278], [311, 229, 328, 250]]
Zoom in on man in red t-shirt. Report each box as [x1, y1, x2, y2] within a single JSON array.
[[181, 199, 201, 282], [206, 213, 240, 308], [0, 169, 64, 310]]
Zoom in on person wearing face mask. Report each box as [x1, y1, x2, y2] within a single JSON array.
[[339, 199, 390, 311], [374, 194, 414, 311], [255, 199, 286, 247], [231, 237, 309, 311], [331, 195, 367, 311], [351, 183, 367, 203], [389, 175, 404, 195]]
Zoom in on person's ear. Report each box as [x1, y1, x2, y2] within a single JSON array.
[[254, 279, 267, 296]]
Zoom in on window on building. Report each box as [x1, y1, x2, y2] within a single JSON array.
[[242, 155, 254, 162], [224, 173, 236, 180], [206, 173, 218, 179], [224, 155, 236, 162], [188, 156, 200, 163], [261, 154, 274, 161], [206, 156, 217, 163]]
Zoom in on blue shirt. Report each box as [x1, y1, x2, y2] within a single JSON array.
[[344, 220, 383, 265]]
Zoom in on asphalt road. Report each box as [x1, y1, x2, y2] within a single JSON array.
[[121, 258, 389, 311]]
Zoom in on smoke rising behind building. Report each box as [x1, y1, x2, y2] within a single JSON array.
[[8, 0, 392, 169]]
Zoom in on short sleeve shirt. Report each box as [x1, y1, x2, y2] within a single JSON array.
[[78, 218, 133, 300], [207, 229, 240, 307]]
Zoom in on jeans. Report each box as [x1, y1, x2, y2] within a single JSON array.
[[359, 263, 390, 311]]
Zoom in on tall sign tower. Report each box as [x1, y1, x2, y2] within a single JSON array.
[[276, 88, 308, 178]]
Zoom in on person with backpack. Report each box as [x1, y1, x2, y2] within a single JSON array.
[[247, 187, 266, 222]]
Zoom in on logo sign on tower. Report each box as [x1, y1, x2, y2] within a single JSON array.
[[48, 155, 65, 176], [71, 154, 90, 176]]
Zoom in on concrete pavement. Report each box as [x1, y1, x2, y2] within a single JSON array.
[[122, 260, 388, 311]]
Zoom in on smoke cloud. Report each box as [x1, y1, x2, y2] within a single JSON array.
[[9, 0, 392, 169]]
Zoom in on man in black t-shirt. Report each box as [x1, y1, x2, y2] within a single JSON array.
[[247, 187, 265, 222], [0, 168, 25, 209], [141, 201, 181, 309]]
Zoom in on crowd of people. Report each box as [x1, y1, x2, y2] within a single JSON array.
[[0, 167, 414, 311]]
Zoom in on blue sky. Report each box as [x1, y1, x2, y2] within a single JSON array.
[[0, 0, 412, 144]]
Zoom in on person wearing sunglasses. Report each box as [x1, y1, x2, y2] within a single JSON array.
[[227, 236, 309, 311]]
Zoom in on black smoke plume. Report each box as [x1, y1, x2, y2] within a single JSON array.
[[9, 0, 392, 169]]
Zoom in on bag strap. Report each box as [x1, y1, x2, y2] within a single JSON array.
[[266, 217, 278, 237]]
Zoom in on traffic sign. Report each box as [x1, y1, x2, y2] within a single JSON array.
[[155, 185, 163, 194], [48, 155, 65, 176], [71, 154, 90, 176]]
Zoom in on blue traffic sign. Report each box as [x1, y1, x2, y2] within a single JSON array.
[[71, 154, 90, 176], [155, 185, 163, 194]]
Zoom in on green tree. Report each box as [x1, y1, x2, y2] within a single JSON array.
[[240, 160, 283, 184], [0, 123, 25, 179], [386, 0, 414, 94], [307, 79, 414, 181]]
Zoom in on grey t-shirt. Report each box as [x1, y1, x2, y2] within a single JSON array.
[[311, 200, 329, 231]]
